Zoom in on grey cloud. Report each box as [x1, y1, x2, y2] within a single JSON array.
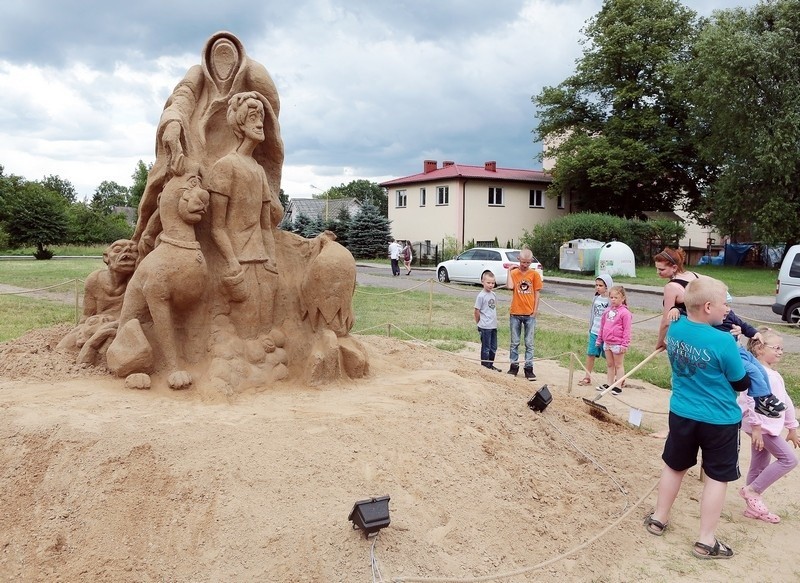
[[0, 0, 283, 68]]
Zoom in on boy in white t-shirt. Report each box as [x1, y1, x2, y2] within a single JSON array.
[[474, 271, 500, 371]]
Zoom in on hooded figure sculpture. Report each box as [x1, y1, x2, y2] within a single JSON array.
[[133, 31, 284, 259]]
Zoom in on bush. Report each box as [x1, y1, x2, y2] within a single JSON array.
[[519, 213, 684, 268]]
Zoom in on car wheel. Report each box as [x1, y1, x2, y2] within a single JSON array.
[[787, 301, 800, 325], [437, 267, 449, 283]]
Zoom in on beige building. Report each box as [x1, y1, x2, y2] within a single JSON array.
[[381, 160, 567, 248]]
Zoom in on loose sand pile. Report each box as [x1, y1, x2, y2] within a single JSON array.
[[1, 328, 797, 582]]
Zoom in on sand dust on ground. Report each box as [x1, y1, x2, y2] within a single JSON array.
[[1, 328, 798, 582]]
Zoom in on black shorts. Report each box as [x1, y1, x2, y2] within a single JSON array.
[[662, 411, 741, 483]]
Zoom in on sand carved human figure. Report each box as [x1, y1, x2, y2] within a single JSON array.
[[57, 240, 137, 362], [83, 240, 138, 320], [106, 166, 210, 389], [208, 91, 283, 338], [133, 31, 283, 261]]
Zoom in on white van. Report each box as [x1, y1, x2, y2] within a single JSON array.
[[772, 244, 800, 324]]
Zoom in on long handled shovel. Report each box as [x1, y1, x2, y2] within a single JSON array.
[[582, 348, 665, 415]]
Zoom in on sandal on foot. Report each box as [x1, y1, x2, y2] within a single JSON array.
[[739, 486, 769, 515], [744, 508, 780, 523], [577, 377, 592, 386], [693, 539, 733, 560], [643, 512, 668, 536]]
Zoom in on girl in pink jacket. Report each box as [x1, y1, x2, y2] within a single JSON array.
[[738, 328, 800, 524], [596, 286, 632, 394]]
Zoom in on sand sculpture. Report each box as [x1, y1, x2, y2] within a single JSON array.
[[56, 239, 138, 365], [59, 31, 368, 392]]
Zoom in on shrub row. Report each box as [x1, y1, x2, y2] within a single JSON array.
[[519, 213, 685, 269]]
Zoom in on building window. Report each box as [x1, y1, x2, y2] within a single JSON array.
[[488, 187, 503, 206], [396, 189, 407, 208], [557, 192, 565, 209], [437, 186, 449, 205], [529, 189, 544, 208], [419, 187, 426, 207]]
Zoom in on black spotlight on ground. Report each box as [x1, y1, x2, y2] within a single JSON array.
[[527, 384, 552, 412], [348, 496, 391, 538]]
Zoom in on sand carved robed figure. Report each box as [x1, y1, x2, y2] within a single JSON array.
[[59, 31, 369, 393]]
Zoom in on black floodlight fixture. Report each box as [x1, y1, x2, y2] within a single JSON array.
[[348, 496, 391, 538], [527, 384, 552, 412]]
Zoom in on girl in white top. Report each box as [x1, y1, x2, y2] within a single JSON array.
[[738, 328, 800, 524]]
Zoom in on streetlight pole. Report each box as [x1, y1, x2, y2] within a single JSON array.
[[310, 184, 328, 221]]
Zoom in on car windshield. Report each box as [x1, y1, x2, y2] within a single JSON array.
[[506, 251, 520, 262]]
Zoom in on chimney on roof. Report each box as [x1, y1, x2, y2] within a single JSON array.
[[443, 160, 455, 167], [484, 161, 497, 172], [423, 160, 437, 173]]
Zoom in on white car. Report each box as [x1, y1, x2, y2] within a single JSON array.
[[436, 248, 544, 286], [772, 244, 800, 324]]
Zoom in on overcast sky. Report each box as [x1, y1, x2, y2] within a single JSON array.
[[0, 0, 754, 201]]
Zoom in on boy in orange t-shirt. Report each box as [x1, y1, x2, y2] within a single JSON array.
[[505, 248, 543, 380]]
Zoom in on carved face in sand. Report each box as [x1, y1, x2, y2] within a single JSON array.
[[177, 174, 210, 225], [104, 239, 138, 274], [242, 100, 265, 143]]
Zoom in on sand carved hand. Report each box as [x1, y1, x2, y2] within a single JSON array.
[[162, 121, 187, 176]]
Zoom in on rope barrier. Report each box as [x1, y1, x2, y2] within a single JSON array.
[[355, 279, 434, 295], [393, 474, 659, 583], [0, 278, 83, 295], [538, 297, 663, 327]]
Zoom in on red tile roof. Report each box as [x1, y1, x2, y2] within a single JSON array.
[[379, 161, 552, 187]]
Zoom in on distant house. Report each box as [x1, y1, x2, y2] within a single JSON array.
[[643, 210, 725, 264], [380, 160, 566, 248], [282, 197, 361, 227]]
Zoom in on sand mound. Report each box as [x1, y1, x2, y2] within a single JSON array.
[[0, 331, 796, 582]]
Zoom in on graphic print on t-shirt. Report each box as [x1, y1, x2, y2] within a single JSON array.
[[667, 337, 711, 378]]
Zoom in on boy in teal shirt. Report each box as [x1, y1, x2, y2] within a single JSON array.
[[645, 277, 748, 560]]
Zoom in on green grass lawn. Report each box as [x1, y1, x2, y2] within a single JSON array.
[[0, 244, 107, 257], [0, 295, 78, 340], [0, 257, 105, 289], [548, 264, 779, 297]]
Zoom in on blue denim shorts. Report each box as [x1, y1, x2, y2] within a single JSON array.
[[586, 332, 603, 358]]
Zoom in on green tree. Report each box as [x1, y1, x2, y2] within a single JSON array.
[[66, 202, 133, 245], [329, 206, 352, 249], [128, 160, 150, 212], [0, 167, 25, 223], [3, 182, 69, 258], [91, 180, 130, 215], [39, 175, 77, 204], [289, 213, 313, 237], [689, 0, 800, 245], [533, 0, 703, 217], [347, 203, 390, 258], [320, 179, 388, 217]]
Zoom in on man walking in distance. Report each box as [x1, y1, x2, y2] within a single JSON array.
[[387, 237, 402, 276], [506, 248, 543, 380]]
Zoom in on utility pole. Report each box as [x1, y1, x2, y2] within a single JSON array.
[[310, 184, 328, 221]]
